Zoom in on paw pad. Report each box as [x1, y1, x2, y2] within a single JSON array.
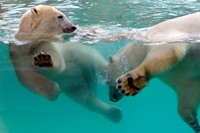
[[33, 52, 53, 67], [127, 77, 140, 91], [116, 73, 147, 96]]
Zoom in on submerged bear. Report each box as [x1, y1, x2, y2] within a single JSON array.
[[107, 12, 200, 132], [9, 5, 122, 123]]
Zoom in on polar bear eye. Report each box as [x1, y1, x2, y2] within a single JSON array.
[[57, 15, 63, 19]]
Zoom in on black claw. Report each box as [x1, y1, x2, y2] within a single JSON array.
[[117, 85, 121, 89], [125, 93, 130, 96], [46, 55, 51, 59], [38, 54, 42, 59], [117, 79, 122, 84], [189, 119, 200, 132], [41, 54, 46, 59], [121, 90, 125, 93], [34, 62, 37, 66], [34, 57, 38, 61]]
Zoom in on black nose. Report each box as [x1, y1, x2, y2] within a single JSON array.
[[62, 26, 77, 33], [72, 26, 76, 31], [110, 94, 118, 102], [113, 94, 118, 100]]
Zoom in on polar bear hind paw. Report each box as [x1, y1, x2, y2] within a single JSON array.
[[106, 106, 123, 123], [33, 51, 53, 67], [116, 72, 147, 96]]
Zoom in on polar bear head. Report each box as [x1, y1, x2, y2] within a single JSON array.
[[106, 57, 124, 102], [15, 5, 76, 41]]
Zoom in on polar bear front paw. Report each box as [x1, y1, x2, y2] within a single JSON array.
[[116, 70, 147, 96], [33, 52, 53, 67], [38, 82, 60, 101], [45, 83, 60, 101]]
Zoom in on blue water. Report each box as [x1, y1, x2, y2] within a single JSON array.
[[1, 0, 200, 133]]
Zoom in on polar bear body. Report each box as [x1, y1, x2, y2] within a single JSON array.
[[107, 42, 200, 131], [10, 41, 123, 122], [9, 5, 122, 123], [107, 12, 200, 132]]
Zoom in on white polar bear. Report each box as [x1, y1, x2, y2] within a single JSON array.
[[9, 5, 122, 123], [106, 12, 200, 132]]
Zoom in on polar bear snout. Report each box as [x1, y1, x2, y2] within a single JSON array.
[[109, 86, 123, 102], [62, 26, 77, 33]]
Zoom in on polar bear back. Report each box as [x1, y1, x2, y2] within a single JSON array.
[[146, 12, 200, 42]]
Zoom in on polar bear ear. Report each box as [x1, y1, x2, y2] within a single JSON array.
[[109, 56, 115, 63], [31, 7, 39, 16]]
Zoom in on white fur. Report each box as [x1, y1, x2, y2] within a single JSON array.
[[107, 42, 200, 132], [146, 12, 200, 42], [9, 5, 122, 123], [107, 12, 200, 132]]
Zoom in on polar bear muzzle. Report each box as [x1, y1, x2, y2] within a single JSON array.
[[62, 26, 77, 33], [109, 86, 123, 102]]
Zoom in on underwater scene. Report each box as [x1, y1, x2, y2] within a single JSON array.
[[1, 0, 200, 133]]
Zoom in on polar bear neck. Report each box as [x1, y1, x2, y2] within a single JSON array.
[[115, 56, 130, 74]]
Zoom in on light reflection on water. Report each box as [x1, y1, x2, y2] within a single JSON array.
[[1, 0, 200, 44]]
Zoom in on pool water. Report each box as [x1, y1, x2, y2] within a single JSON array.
[[0, 0, 200, 133]]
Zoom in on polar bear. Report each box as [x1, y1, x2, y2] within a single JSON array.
[[9, 5, 122, 123], [107, 42, 200, 132], [106, 12, 200, 132]]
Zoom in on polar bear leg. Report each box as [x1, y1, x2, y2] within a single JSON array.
[[65, 85, 122, 123], [178, 106, 200, 132], [178, 95, 200, 132], [176, 79, 200, 132], [9, 43, 60, 100], [15, 66, 60, 100], [85, 94, 122, 123], [116, 43, 187, 95]]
